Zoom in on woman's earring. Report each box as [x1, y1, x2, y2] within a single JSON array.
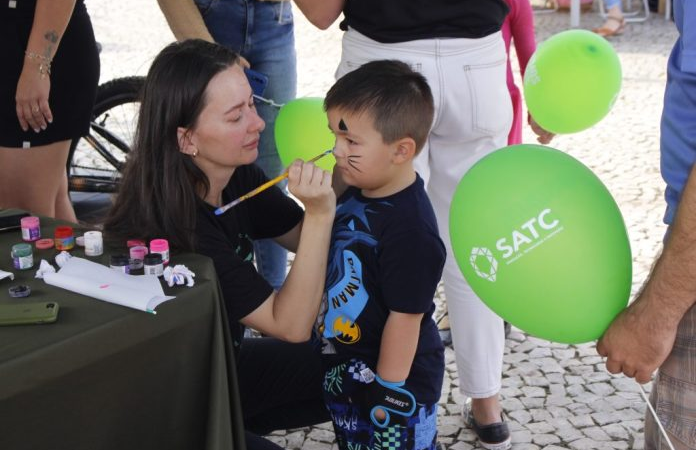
[[192, 147, 198, 158]]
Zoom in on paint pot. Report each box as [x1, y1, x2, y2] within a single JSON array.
[[8, 284, 31, 298], [54, 226, 75, 251], [129, 245, 148, 271], [109, 254, 130, 274], [35, 238, 54, 250], [149, 239, 170, 265], [11, 243, 33, 270], [84, 231, 104, 257], [143, 253, 164, 277], [20, 216, 40, 242], [127, 239, 146, 248]]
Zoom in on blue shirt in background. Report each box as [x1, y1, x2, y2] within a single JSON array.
[[660, 0, 696, 225]]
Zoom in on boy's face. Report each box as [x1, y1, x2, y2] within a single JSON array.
[[327, 108, 397, 195]]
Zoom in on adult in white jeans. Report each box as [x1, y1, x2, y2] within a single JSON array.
[[294, 1, 520, 448]]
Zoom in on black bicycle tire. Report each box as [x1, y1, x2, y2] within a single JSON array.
[[92, 76, 144, 117], [68, 76, 144, 193]]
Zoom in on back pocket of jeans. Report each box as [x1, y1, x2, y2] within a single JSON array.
[[462, 58, 511, 136]]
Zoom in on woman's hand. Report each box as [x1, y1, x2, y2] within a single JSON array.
[[528, 115, 555, 145], [287, 160, 336, 219], [15, 58, 53, 133]]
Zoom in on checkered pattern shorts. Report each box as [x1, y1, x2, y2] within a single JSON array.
[[645, 304, 696, 449], [322, 359, 439, 450]]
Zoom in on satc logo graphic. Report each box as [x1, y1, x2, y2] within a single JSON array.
[[469, 208, 563, 282]]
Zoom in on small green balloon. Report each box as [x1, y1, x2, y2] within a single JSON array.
[[524, 30, 622, 134], [274, 97, 336, 171], [449, 145, 631, 344]]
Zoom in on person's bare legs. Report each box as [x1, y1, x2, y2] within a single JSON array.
[[0, 140, 77, 222]]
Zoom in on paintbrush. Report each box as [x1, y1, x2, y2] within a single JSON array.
[[214, 149, 333, 215]]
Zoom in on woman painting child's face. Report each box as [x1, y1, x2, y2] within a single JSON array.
[[183, 64, 265, 172]]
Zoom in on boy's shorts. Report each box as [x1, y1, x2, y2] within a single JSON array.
[[322, 359, 439, 450]]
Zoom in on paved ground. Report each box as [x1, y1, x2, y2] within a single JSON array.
[[88, 2, 679, 449]]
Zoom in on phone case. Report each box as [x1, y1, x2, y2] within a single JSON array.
[[0, 302, 59, 325], [0, 212, 30, 232], [244, 68, 269, 97]]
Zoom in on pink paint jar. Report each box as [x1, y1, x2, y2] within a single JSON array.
[[149, 239, 170, 265], [20, 216, 41, 242], [127, 239, 146, 248], [129, 245, 148, 270]]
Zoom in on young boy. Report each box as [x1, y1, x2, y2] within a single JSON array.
[[316, 60, 446, 450]]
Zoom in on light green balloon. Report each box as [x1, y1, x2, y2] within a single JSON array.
[[274, 97, 336, 171], [524, 30, 622, 134], [449, 145, 631, 344]]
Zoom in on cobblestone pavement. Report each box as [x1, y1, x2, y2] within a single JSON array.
[[89, 2, 679, 448]]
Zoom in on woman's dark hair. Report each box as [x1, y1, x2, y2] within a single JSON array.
[[104, 39, 240, 251]]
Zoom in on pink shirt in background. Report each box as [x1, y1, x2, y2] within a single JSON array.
[[502, 0, 537, 145]]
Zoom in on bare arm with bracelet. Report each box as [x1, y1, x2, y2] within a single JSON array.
[[16, 0, 75, 133]]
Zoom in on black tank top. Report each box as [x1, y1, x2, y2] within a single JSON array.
[[1, 0, 86, 17], [340, 0, 509, 43]]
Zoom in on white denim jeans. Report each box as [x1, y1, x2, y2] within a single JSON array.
[[337, 29, 512, 398]]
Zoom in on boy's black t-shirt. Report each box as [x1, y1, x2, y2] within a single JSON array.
[[195, 164, 304, 346], [341, 0, 510, 43], [317, 175, 446, 404]]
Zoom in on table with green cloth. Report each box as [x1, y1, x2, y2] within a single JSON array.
[[0, 210, 245, 450]]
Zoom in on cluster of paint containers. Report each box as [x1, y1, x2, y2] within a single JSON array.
[[11, 215, 169, 276], [109, 239, 169, 276]]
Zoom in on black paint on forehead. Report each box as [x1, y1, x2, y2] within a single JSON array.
[[338, 118, 348, 131]]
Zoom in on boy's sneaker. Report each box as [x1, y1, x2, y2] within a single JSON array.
[[463, 403, 512, 450]]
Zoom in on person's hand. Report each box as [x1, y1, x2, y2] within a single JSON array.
[[287, 160, 336, 218], [528, 115, 555, 145], [15, 58, 53, 133], [596, 295, 678, 384]]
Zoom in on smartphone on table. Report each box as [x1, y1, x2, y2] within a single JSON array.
[[0, 302, 59, 326]]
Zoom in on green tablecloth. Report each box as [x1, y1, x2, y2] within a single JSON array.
[[0, 210, 245, 450]]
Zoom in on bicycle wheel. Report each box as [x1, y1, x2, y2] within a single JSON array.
[[68, 76, 144, 193]]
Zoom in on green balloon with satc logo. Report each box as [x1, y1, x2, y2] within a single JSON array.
[[449, 145, 632, 344]]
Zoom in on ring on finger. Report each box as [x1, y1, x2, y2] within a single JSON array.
[[32, 106, 39, 113]]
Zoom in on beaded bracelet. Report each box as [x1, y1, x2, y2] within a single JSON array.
[[25, 51, 52, 78]]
